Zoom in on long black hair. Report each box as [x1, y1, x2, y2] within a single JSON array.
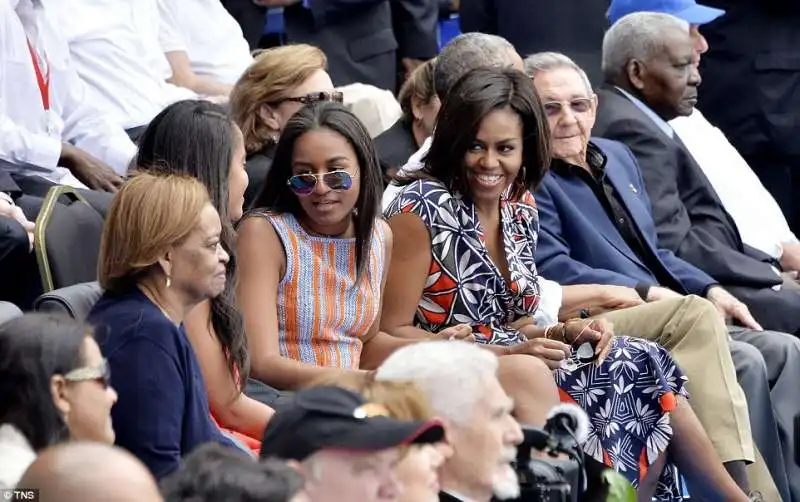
[[0, 313, 91, 451], [253, 102, 383, 278], [134, 100, 249, 386], [405, 67, 551, 198]]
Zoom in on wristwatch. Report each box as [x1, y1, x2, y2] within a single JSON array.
[[0, 192, 14, 206]]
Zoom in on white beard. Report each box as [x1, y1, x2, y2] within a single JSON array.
[[491, 464, 521, 501]]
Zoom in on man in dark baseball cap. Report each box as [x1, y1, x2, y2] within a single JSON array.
[[260, 386, 445, 502]]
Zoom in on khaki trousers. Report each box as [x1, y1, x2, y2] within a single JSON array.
[[594, 295, 753, 463]]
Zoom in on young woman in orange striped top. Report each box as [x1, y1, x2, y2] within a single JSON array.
[[236, 102, 466, 391]]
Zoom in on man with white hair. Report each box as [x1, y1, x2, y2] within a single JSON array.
[[376, 341, 524, 502], [593, 12, 800, 336]]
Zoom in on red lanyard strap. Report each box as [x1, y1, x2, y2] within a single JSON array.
[[26, 38, 50, 111]]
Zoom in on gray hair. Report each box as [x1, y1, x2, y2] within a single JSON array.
[[375, 341, 500, 425], [524, 52, 593, 95], [434, 32, 518, 101], [601, 12, 689, 83]]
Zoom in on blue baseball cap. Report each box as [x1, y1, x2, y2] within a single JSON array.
[[608, 0, 725, 25]]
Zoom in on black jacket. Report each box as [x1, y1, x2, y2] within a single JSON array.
[[284, 0, 438, 92], [459, 0, 609, 86], [698, 0, 800, 159], [244, 147, 274, 211], [593, 86, 800, 333], [373, 118, 418, 177]]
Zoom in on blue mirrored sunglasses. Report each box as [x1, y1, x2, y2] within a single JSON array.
[[287, 170, 354, 196]]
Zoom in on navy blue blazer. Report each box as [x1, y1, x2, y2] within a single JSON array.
[[534, 138, 715, 295]]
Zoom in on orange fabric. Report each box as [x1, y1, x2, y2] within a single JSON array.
[[639, 449, 649, 482], [659, 391, 677, 413], [211, 414, 261, 455]]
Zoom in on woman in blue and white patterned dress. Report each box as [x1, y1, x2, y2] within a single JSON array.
[[382, 67, 750, 502]]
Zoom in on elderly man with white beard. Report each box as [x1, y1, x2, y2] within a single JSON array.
[[376, 341, 523, 502]]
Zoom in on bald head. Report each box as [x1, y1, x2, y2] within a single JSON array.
[[18, 442, 162, 502], [434, 32, 523, 101]]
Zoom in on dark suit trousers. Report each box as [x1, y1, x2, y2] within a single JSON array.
[[12, 174, 113, 217], [221, 0, 267, 49], [730, 327, 800, 502], [725, 281, 800, 335], [0, 215, 41, 309]]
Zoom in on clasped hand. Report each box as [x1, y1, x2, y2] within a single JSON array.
[[511, 318, 615, 370]]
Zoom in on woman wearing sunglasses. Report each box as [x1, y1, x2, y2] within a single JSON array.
[[230, 44, 342, 210], [236, 102, 454, 392], [237, 102, 564, 423], [0, 313, 117, 488]]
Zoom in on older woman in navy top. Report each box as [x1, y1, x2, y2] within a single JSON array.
[[88, 173, 236, 479]]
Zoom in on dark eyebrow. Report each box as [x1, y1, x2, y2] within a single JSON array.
[[325, 155, 351, 164], [291, 155, 351, 168]]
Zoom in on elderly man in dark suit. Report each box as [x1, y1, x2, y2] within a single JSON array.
[[526, 50, 800, 501], [591, 12, 800, 336]]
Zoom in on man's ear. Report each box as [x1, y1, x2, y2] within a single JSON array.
[[627, 59, 647, 91], [439, 418, 458, 448]]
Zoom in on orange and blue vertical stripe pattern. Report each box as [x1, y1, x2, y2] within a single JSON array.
[[261, 212, 385, 370]]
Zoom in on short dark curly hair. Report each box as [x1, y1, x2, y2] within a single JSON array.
[[160, 443, 305, 502]]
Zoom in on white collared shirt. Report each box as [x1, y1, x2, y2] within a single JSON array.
[[382, 136, 564, 325], [0, 0, 135, 182], [157, 0, 253, 86], [671, 109, 798, 259], [48, 0, 197, 130]]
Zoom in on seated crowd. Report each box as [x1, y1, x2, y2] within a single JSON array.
[[1, 1, 799, 502]]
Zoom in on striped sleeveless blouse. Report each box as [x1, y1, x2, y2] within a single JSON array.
[[259, 212, 386, 370]]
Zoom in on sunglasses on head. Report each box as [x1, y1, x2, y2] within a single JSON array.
[[542, 98, 593, 117], [287, 170, 355, 196], [64, 358, 111, 389], [279, 91, 344, 105]]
